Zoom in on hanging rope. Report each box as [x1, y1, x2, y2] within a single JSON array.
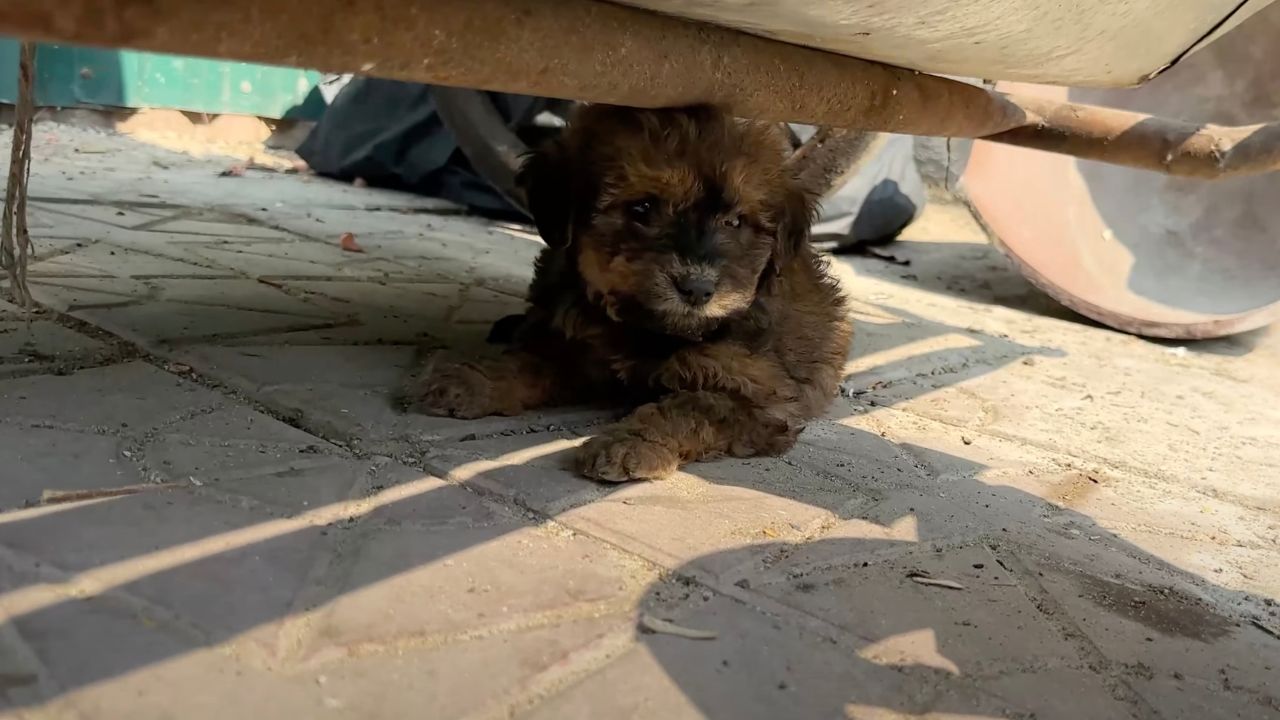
[[1, 41, 36, 307]]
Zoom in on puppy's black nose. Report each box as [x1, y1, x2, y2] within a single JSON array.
[[673, 275, 715, 306]]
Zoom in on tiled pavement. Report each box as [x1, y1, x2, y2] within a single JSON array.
[[0, 128, 1277, 719]]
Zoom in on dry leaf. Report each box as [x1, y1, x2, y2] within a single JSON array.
[[638, 613, 718, 640], [339, 232, 365, 253]]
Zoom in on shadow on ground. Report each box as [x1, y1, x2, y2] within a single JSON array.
[[0, 296, 1275, 718]]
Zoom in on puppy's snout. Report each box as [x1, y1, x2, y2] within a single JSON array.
[[672, 274, 715, 307]]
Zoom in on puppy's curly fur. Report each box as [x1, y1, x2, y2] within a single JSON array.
[[402, 104, 851, 481]]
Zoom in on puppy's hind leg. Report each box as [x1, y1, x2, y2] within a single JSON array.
[[576, 391, 796, 482]]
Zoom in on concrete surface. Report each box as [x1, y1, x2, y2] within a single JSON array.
[[0, 126, 1277, 720]]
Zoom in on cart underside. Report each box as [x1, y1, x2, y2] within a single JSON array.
[[0, 0, 1277, 337]]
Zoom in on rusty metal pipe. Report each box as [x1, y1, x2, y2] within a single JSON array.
[[1, 0, 1278, 180], [990, 95, 1280, 179], [0, 0, 1025, 137]]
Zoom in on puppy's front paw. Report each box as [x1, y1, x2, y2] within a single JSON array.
[[400, 357, 507, 419], [576, 431, 679, 482]]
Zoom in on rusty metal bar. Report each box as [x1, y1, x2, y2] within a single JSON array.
[[989, 95, 1280, 180], [0, 0, 1277, 180], [0, 0, 1025, 137]]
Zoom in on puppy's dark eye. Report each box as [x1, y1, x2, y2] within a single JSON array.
[[722, 214, 744, 229], [626, 200, 653, 224]]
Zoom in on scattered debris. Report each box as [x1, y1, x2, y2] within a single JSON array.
[[339, 232, 365, 253], [961, 435, 974, 446], [40, 482, 185, 505], [638, 613, 718, 640], [1165, 346, 1189, 358], [907, 573, 966, 590], [220, 158, 305, 178], [352, 177, 369, 188]]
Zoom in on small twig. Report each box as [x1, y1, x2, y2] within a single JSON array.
[[1253, 618, 1280, 641], [907, 573, 966, 590], [638, 613, 718, 640], [1, 42, 36, 307], [40, 482, 185, 505]]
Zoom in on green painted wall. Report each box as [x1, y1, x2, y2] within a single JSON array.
[[0, 39, 325, 120]]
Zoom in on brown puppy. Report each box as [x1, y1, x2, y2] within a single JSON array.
[[401, 104, 851, 481]]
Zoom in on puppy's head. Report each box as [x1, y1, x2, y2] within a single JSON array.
[[517, 104, 814, 338]]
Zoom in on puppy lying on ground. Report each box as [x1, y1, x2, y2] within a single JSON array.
[[401, 104, 851, 481]]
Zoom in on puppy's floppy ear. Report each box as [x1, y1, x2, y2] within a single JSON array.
[[516, 139, 576, 248], [772, 178, 819, 268]]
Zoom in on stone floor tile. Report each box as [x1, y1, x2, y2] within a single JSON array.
[[0, 492, 335, 659], [283, 616, 632, 720], [185, 241, 346, 277], [746, 544, 1082, 673], [304, 521, 652, 652], [142, 439, 359, 510], [0, 575, 336, 719], [31, 201, 163, 230], [860, 352, 1280, 510], [557, 457, 859, 577], [525, 588, 1030, 720], [282, 280, 463, 321], [978, 669, 1142, 720], [146, 217, 297, 241], [74, 302, 335, 345], [1024, 554, 1280, 710], [358, 462, 514, 529], [1131, 675, 1280, 720], [0, 319, 107, 376], [37, 242, 236, 279], [0, 424, 141, 509], [158, 405, 329, 447], [0, 361, 225, 430], [153, 278, 332, 317], [179, 345, 608, 447], [28, 276, 152, 311]]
